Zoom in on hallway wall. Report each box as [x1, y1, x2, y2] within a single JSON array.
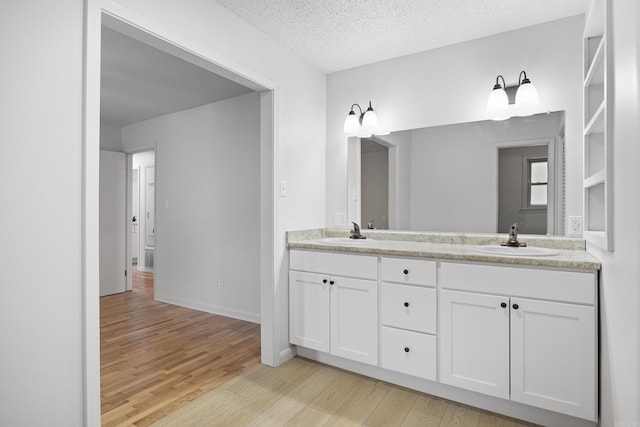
[[123, 92, 261, 321]]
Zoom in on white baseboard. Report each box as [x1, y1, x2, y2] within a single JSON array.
[[155, 293, 260, 324]]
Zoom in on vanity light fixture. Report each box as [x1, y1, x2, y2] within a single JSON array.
[[514, 71, 539, 105], [487, 71, 539, 120], [343, 101, 381, 136]]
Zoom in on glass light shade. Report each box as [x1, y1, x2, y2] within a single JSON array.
[[486, 87, 509, 112], [515, 82, 539, 105], [343, 112, 360, 133], [357, 129, 373, 138], [361, 109, 378, 131]]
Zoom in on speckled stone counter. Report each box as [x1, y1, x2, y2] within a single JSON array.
[[286, 229, 601, 271]]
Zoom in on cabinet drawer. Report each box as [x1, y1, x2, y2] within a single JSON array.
[[381, 283, 436, 334], [290, 249, 378, 280], [380, 327, 437, 381], [440, 262, 596, 305], [381, 257, 436, 286]]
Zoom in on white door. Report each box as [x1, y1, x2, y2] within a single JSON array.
[[99, 150, 127, 296], [144, 165, 155, 247], [510, 297, 597, 420], [330, 276, 378, 365], [439, 290, 510, 399], [289, 271, 330, 352], [131, 168, 139, 264]]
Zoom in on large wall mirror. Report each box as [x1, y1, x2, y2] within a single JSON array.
[[347, 111, 566, 236]]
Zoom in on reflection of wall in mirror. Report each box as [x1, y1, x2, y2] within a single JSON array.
[[366, 112, 564, 235]]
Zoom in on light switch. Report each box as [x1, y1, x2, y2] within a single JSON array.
[[280, 180, 287, 197]]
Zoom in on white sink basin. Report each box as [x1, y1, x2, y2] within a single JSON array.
[[318, 237, 378, 245], [470, 245, 559, 257]]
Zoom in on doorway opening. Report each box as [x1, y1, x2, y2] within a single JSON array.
[[130, 150, 155, 275], [90, 8, 276, 424], [361, 139, 389, 230]]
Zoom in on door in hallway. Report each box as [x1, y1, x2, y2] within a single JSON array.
[[100, 150, 127, 296]]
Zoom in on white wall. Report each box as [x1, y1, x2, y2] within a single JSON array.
[[0, 1, 85, 426], [100, 122, 123, 151], [406, 114, 561, 233], [327, 16, 584, 233], [587, 0, 640, 426], [123, 93, 261, 321]]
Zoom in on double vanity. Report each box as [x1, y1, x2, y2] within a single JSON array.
[[287, 229, 600, 426]]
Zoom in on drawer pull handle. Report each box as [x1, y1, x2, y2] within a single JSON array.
[[403, 269, 409, 275], [329, 280, 335, 285], [500, 302, 507, 308], [322, 279, 327, 284], [404, 347, 410, 353], [404, 302, 410, 307], [512, 303, 519, 310]]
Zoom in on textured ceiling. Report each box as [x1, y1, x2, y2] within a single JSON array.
[[214, 0, 590, 73], [101, 27, 254, 128]]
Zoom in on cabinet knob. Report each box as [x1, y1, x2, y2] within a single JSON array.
[[512, 303, 519, 310], [404, 347, 410, 353], [403, 269, 409, 275], [329, 280, 335, 285], [322, 279, 327, 284], [404, 302, 410, 307], [500, 302, 507, 308]]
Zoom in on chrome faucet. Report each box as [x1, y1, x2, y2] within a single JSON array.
[[350, 222, 367, 239], [501, 223, 527, 247]]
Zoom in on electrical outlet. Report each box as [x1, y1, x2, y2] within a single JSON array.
[[568, 216, 583, 235], [218, 278, 224, 290]]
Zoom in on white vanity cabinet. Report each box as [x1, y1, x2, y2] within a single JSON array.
[[379, 257, 437, 380], [439, 262, 598, 421], [289, 250, 379, 365]]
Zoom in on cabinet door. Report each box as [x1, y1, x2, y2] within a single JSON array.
[[510, 298, 597, 421], [331, 277, 378, 365], [440, 290, 510, 399], [289, 271, 330, 352]]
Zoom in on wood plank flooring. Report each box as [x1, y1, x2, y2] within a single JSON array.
[[100, 269, 261, 426], [151, 357, 540, 427]]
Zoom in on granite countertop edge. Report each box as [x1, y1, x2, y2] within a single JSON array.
[[286, 229, 602, 271]]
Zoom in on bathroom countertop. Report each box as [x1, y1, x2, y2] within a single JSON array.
[[286, 229, 601, 271]]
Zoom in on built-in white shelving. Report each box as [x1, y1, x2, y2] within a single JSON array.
[[583, 0, 612, 251]]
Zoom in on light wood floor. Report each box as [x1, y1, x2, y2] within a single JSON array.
[[152, 356, 539, 427], [100, 269, 261, 426]]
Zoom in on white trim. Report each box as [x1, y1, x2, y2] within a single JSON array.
[[155, 294, 260, 324], [83, 1, 279, 423], [82, 2, 102, 425]]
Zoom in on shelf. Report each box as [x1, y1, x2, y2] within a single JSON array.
[[584, 37, 605, 86], [584, 170, 605, 189], [584, 101, 605, 135], [582, 0, 611, 251]]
